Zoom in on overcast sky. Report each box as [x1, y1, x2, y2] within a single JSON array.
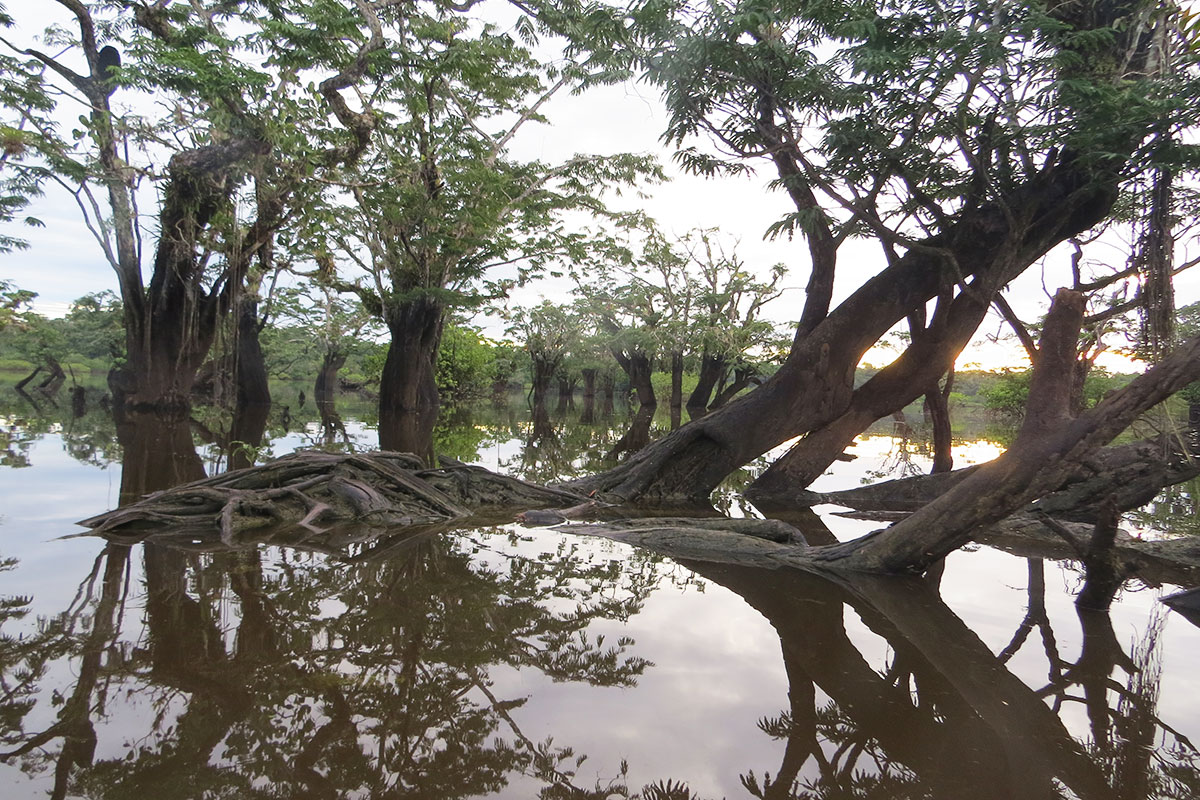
[[3, 0, 1195, 371]]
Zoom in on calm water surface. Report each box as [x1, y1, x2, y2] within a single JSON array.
[[1, 388, 1199, 799]]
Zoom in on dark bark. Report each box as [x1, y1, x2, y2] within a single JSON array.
[[686, 351, 725, 417], [610, 346, 656, 408], [15, 364, 41, 392], [810, 295, 1200, 574], [925, 373, 954, 474], [668, 350, 684, 429], [599, 374, 615, 416], [233, 295, 271, 408], [379, 295, 443, 462], [555, 375, 575, 412], [747, 277, 1003, 505], [708, 365, 758, 410], [37, 355, 66, 395], [606, 405, 655, 462], [579, 368, 597, 424], [226, 402, 271, 472], [566, 0, 1158, 506], [315, 348, 347, 405], [529, 352, 559, 409], [111, 139, 269, 412], [575, 187, 1105, 506]]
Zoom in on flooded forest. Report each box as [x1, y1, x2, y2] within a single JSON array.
[[4, 0, 1200, 798]]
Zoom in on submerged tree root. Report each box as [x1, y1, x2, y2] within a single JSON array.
[[78, 450, 589, 546], [561, 514, 1200, 588]]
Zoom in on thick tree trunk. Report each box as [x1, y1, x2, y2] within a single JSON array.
[[226, 401, 271, 472], [611, 347, 656, 408], [379, 296, 443, 462], [315, 348, 347, 405], [233, 295, 270, 408], [530, 353, 557, 408], [686, 352, 725, 418], [813, 292, 1200, 574], [748, 284, 995, 505], [112, 140, 268, 412]]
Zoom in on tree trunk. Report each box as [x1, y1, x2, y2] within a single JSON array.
[[315, 348, 348, 405], [530, 353, 557, 408], [232, 295, 270, 408], [555, 375, 574, 412], [669, 350, 683, 429], [600, 374, 615, 416], [748, 284, 996, 506], [709, 365, 757, 410], [812, 291, 1200, 575], [611, 346, 656, 408], [226, 401, 271, 472], [112, 140, 269, 412], [925, 373, 954, 474], [379, 296, 443, 462], [687, 352, 725, 418], [580, 368, 597, 424]]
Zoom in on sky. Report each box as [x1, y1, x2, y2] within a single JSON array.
[[3, 0, 1196, 373]]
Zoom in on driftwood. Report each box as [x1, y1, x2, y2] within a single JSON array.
[[78, 450, 589, 545]]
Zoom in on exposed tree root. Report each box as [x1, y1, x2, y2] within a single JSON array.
[[78, 450, 589, 545]]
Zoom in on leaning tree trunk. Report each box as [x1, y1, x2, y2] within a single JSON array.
[[812, 290, 1200, 575], [748, 281, 997, 505], [379, 296, 443, 462], [560, 1, 1156, 507], [568, 198, 1094, 507], [709, 365, 757, 410]]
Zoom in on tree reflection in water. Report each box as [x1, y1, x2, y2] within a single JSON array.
[[2, 402, 1200, 798]]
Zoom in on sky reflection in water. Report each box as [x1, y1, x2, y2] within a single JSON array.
[[1, 398, 1199, 799]]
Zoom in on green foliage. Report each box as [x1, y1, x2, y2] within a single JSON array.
[[980, 369, 1033, 417], [0, 278, 33, 331], [436, 321, 497, 400], [980, 367, 1130, 417]]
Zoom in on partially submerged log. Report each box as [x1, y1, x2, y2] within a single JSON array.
[[563, 514, 1200, 587], [790, 434, 1199, 523], [78, 450, 588, 545]]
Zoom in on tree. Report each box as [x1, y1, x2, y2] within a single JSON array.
[[0, 0, 385, 411], [568, 0, 1198, 505], [677, 229, 785, 416], [323, 1, 658, 458], [506, 301, 578, 410]]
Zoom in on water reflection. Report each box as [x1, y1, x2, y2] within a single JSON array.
[[2, 392, 1200, 798]]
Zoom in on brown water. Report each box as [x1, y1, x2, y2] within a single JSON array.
[[1, 389, 1199, 799]]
